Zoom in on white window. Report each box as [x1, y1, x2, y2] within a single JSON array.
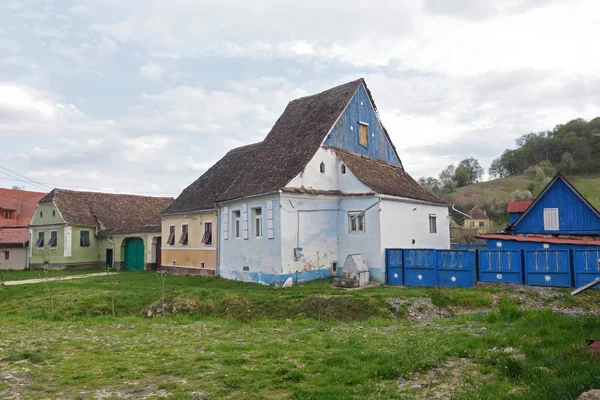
[[167, 225, 175, 246], [429, 215, 437, 233], [233, 210, 241, 238], [348, 211, 365, 233], [543, 208, 559, 231], [201, 222, 212, 246], [252, 208, 263, 238]]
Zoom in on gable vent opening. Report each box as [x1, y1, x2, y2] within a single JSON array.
[[341, 164, 346, 174], [320, 162, 325, 174]]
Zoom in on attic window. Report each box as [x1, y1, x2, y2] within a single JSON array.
[[320, 162, 325, 174], [359, 122, 368, 147], [167, 225, 175, 245], [52, 210, 56, 217], [80, 231, 90, 246], [4, 211, 14, 219], [341, 164, 346, 174], [39, 211, 43, 218], [179, 224, 189, 245]]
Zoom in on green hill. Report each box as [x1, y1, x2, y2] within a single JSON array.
[[447, 174, 600, 211]]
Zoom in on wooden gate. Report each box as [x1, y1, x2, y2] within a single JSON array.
[[478, 250, 523, 284], [125, 238, 145, 271]]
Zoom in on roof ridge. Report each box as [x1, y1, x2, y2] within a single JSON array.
[[288, 78, 364, 104]]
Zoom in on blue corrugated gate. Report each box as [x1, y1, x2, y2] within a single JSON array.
[[572, 249, 600, 289], [478, 250, 523, 284], [403, 249, 437, 287], [385, 249, 404, 285], [389, 248, 476, 288], [524, 250, 571, 287]]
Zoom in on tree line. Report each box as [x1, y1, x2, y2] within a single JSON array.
[[418, 157, 484, 194]]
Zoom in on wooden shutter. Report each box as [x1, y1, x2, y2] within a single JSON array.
[[359, 123, 368, 146], [241, 204, 248, 239], [266, 200, 274, 239], [543, 208, 559, 231], [223, 206, 229, 240]]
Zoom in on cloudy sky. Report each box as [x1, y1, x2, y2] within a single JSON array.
[[1, 0, 599, 196]]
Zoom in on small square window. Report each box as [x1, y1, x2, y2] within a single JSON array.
[[348, 211, 365, 233], [80, 231, 90, 246], [479, 221, 485, 228], [179, 224, 188, 245], [167, 225, 175, 246], [200, 262, 205, 269], [359, 122, 368, 146], [429, 215, 437, 233]]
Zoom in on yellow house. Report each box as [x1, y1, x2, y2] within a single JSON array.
[[463, 205, 490, 234], [159, 144, 253, 276]]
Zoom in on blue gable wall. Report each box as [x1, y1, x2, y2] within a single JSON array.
[[512, 178, 600, 235], [509, 212, 523, 225], [323, 83, 401, 167]]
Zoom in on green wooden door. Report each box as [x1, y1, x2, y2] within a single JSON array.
[[125, 238, 144, 271]]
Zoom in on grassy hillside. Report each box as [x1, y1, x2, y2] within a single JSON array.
[[447, 174, 600, 210]]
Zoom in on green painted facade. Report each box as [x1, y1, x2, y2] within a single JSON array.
[[29, 201, 160, 270]]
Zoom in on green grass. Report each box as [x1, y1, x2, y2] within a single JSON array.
[[448, 174, 600, 210], [0, 271, 599, 399]]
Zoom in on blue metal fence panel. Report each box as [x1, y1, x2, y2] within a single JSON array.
[[403, 249, 437, 287], [385, 249, 404, 285], [436, 250, 477, 288], [573, 249, 600, 289], [524, 250, 572, 287], [478, 250, 523, 284]]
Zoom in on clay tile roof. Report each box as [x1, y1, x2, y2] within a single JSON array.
[[40, 189, 173, 236], [334, 149, 448, 204], [507, 200, 533, 213], [0, 227, 29, 245], [465, 205, 488, 219], [161, 142, 261, 215], [0, 188, 46, 227]]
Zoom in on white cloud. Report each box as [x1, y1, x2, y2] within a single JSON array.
[[140, 62, 164, 80]]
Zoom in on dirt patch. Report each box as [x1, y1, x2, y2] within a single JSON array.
[[143, 296, 198, 318], [579, 389, 600, 400], [397, 358, 483, 399], [388, 297, 450, 324]]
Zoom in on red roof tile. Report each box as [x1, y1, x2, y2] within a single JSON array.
[[478, 234, 600, 246], [0, 228, 29, 245], [0, 188, 46, 228], [465, 205, 487, 219], [507, 201, 533, 213]]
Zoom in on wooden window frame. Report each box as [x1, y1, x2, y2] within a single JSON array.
[[179, 224, 189, 246], [358, 122, 369, 147], [48, 230, 58, 247], [252, 207, 263, 238], [167, 225, 175, 246], [348, 211, 365, 233], [35, 231, 44, 248], [80, 231, 90, 247], [201, 222, 213, 246], [429, 215, 437, 234]]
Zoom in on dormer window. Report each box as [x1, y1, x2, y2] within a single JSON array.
[[359, 122, 368, 147], [4, 211, 14, 219], [320, 162, 325, 174]]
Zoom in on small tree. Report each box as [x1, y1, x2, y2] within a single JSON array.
[[510, 189, 534, 201], [557, 152, 575, 174], [155, 271, 168, 316], [101, 264, 119, 317], [38, 269, 55, 312]]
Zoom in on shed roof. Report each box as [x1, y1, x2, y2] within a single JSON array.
[[0, 227, 29, 246], [507, 201, 533, 213], [478, 234, 600, 246], [465, 205, 487, 219], [0, 188, 46, 227], [40, 189, 173, 236], [334, 149, 448, 204]]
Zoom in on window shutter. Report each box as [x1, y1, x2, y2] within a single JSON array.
[[223, 207, 229, 240], [241, 204, 248, 239], [266, 200, 274, 239], [543, 208, 559, 231]]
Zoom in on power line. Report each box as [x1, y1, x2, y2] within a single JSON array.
[[0, 172, 179, 196], [0, 165, 53, 190], [0, 170, 50, 192]]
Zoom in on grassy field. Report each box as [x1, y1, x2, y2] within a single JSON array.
[[448, 174, 600, 209], [1, 271, 600, 399]]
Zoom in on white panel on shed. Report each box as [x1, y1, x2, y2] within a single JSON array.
[[64, 226, 72, 257], [543, 208, 559, 231], [223, 207, 229, 240]]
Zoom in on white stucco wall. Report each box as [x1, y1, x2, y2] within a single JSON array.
[[286, 147, 371, 193], [379, 198, 450, 251], [218, 194, 283, 283], [338, 196, 383, 281], [0, 247, 27, 270], [280, 193, 339, 277]]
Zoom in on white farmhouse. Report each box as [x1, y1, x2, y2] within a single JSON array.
[[168, 79, 450, 284]]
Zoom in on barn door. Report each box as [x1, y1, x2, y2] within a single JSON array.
[[125, 238, 144, 271]]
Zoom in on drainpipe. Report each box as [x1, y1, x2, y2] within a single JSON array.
[[215, 205, 221, 277], [452, 205, 471, 219], [107, 237, 115, 270]]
